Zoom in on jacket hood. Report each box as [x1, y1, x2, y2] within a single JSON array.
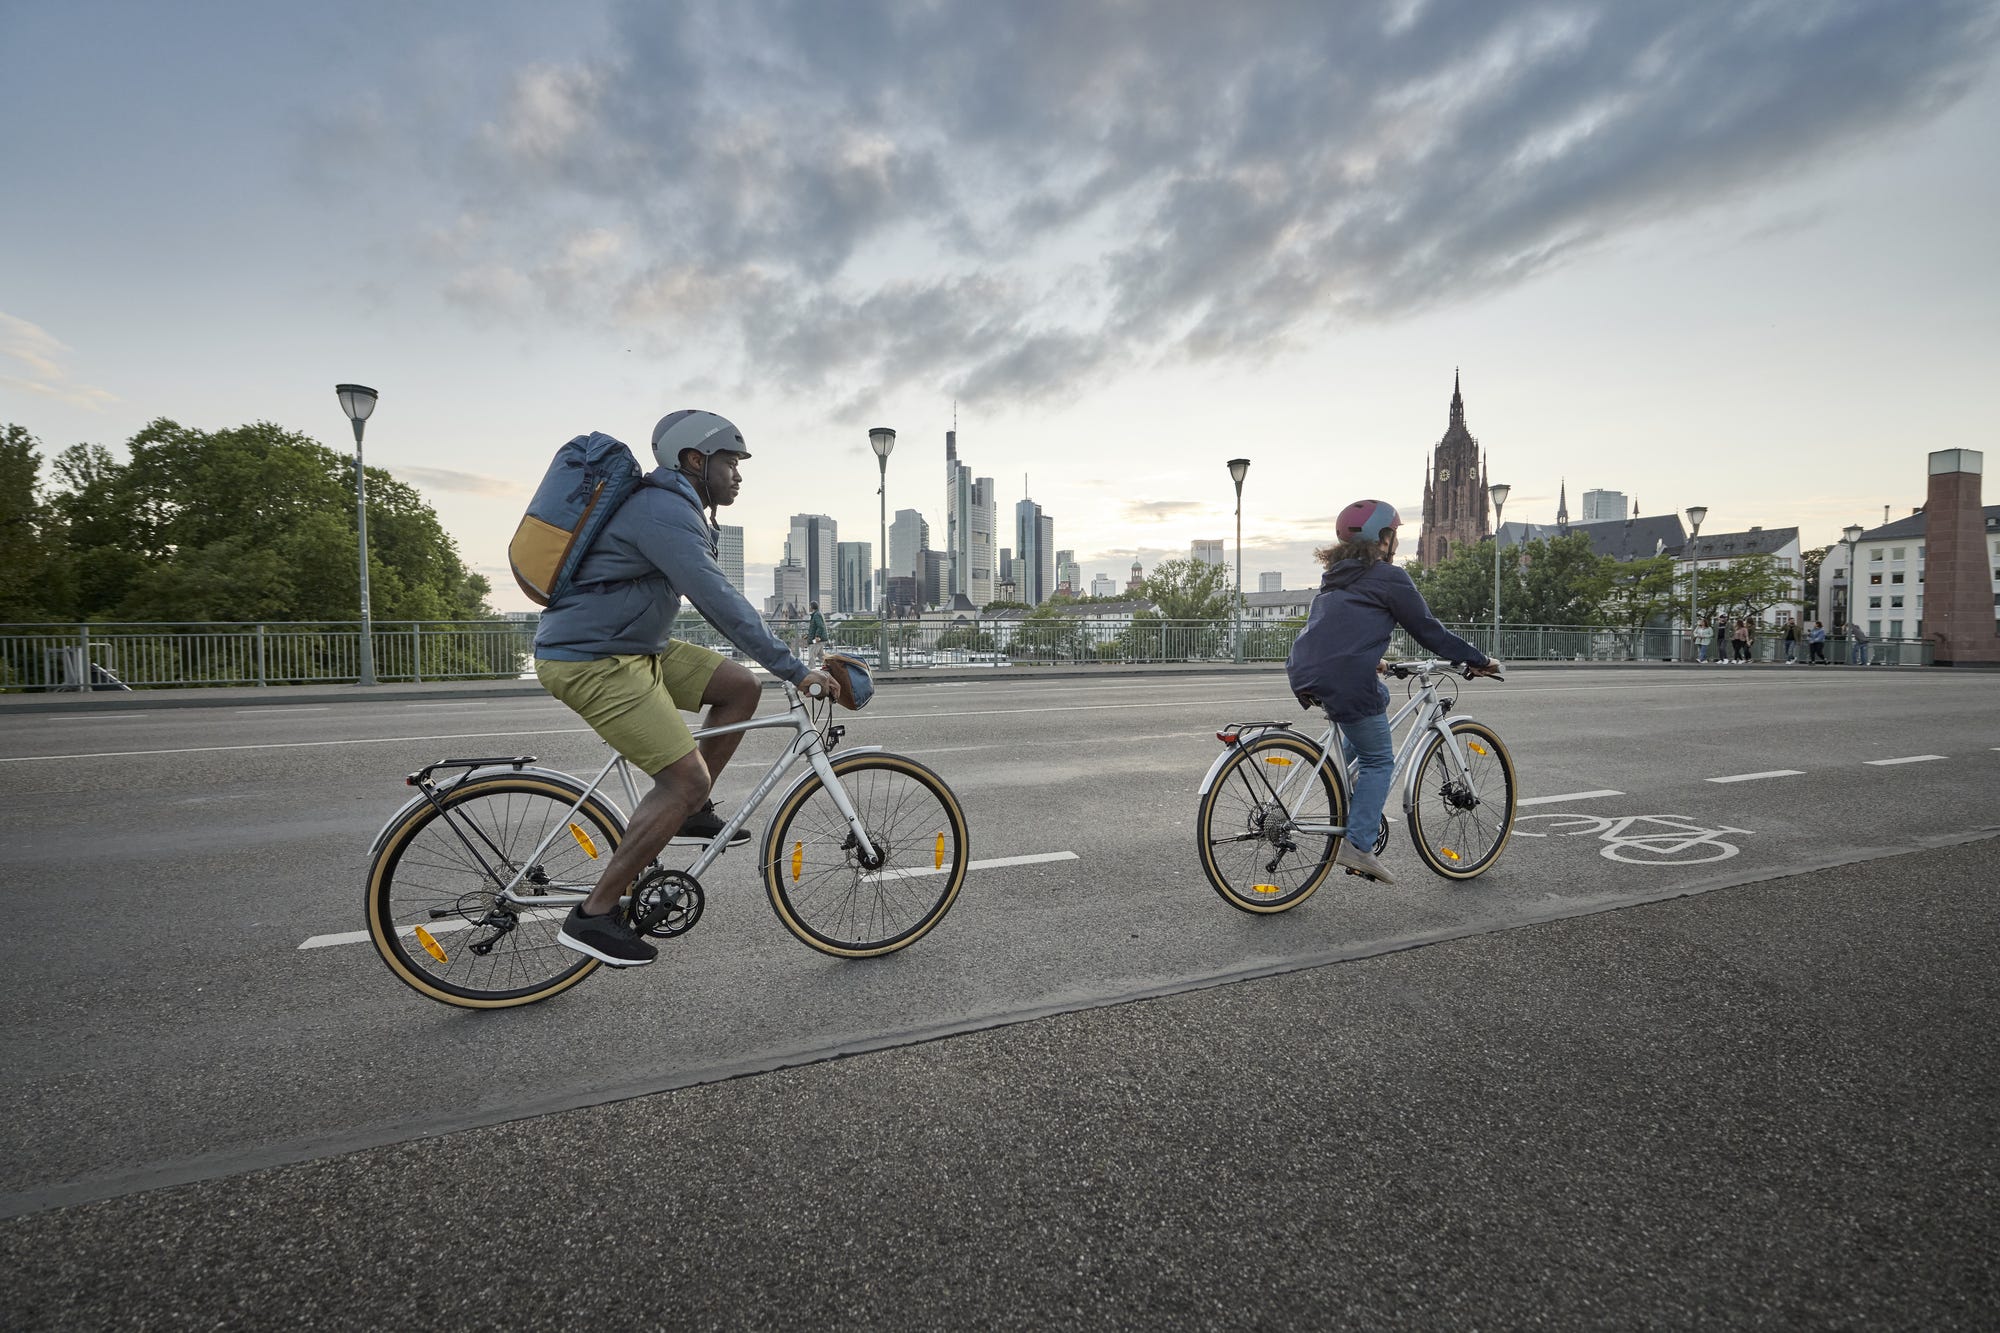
[[649, 465, 708, 511], [1319, 557, 1375, 592]]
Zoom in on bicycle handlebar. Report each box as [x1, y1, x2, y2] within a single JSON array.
[[1389, 658, 1506, 682]]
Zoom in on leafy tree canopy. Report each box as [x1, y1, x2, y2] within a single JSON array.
[[1140, 557, 1236, 621], [7, 417, 493, 623]]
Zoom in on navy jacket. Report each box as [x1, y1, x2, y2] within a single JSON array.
[[533, 467, 808, 685], [1285, 559, 1489, 722]]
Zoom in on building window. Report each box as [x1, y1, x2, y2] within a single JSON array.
[[1891, 572, 1904, 584], [1869, 620, 1883, 638], [1917, 547, 1925, 559], [1891, 596, 1903, 608], [1869, 596, 1882, 608], [1870, 549, 1884, 562], [1892, 547, 1906, 560], [1870, 573, 1883, 585], [1889, 620, 1903, 639]]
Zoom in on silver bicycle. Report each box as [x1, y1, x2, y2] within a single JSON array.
[[364, 672, 971, 1008], [1196, 658, 1516, 912]]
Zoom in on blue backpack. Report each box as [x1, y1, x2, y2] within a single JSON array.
[[508, 432, 650, 606]]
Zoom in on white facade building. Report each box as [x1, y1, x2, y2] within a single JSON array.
[[1683, 525, 1804, 628], [1819, 506, 2000, 641]]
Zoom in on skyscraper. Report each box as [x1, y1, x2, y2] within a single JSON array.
[[786, 514, 837, 610], [1055, 550, 1079, 597], [1259, 571, 1284, 592], [1090, 573, 1116, 598], [717, 525, 745, 597], [1581, 489, 1627, 524], [766, 560, 807, 619], [1191, 539, 1225, 566], [889, 509, 927, 589], [836, 541, 873, 613], [945, 429, 998, 608], [1015, 496, 1054, 606]]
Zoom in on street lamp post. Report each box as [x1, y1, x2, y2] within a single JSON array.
[[335, 384, 379, 686], [870, 426, 897, 673], [1488, 483, 1510, 656], [1842, 523, 1865, 665], [1686, 505, 1708, 662], [1227, 458, 1250, 664]]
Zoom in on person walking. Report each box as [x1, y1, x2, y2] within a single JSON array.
[[1712, 616, 1729, 666], [1807, 620, 1828, 664], [1850, 620, 1870, 665], [1731, 617, 1751, 663], [1782, 618, 1799, 664], [807, 602, 828, 644], [1695, 617, 1710, 664]]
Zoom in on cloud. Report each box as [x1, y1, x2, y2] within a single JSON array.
[[391, 465, 527, 498], [359, 0, 1998, 417], [1124, 499, 1207, 522], [0, 313, 118, 411]]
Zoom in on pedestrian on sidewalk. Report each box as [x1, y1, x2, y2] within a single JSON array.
[[1808, 620, 1828, 664], [1712, 617, 1729, 665], [1732, 618, 1751, 663], [1850, 621, 1869, 665], [1783, 619, 1799, 664], [1696, 617, 1710, 663]]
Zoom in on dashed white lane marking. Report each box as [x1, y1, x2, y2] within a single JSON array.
[[232, 706, 328, 713], [299, 851, 1081, 950], [1518, 789, 1623, 807], [51, 713, 153, 720], [1865, 755, 1947, 766], [0, 728, 595, 764], [1708, 770, 1806, 783]]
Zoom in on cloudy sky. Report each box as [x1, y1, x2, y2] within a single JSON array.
[[4, 0, 1997, 609]]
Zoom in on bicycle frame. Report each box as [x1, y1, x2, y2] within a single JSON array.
[[408, 684, 880, 907], [1198, 663, 1489, 837]]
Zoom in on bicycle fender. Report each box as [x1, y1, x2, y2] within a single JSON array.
[[1196, 745, 1241, 797], [1399, 715, 1497, 816], [366, 765, 606, 859]]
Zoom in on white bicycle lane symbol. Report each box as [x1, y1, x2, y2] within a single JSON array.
[[1514, 813, 1755, 864]]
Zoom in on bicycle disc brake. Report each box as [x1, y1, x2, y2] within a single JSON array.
[[632, 867, 704, 939]]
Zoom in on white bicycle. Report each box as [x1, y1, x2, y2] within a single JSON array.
[[1196, 659, 1517, 912]]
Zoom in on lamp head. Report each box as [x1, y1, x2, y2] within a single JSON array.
[[1489, 483, 1510, 510], [1686, 505, 1707, 530], [869, 426, 897, 460], [335, 384, 378, 424], [1226, 457, 1250, 486], [1842, 524, 1864, 544]]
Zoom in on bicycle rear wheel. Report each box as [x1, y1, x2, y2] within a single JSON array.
[[1197, 732, 1343, 913], [1406, 721, 1516, 879], [761, 752, 970, 957], [366, 774, 624, 1008]]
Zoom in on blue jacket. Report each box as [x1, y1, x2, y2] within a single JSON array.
[[533, 467, 808, 684], [1286, 558, 1489, 722]]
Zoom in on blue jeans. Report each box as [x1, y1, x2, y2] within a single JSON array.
[[1338, 711, 1396, 852]]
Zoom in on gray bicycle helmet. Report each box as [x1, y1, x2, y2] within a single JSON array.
[[652, 409, 749, 466]]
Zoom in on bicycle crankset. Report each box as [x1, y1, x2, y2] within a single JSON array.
[[632, 867, 704, 939]]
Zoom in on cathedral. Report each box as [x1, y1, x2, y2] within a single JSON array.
[[1416, 372, 1491, 566]]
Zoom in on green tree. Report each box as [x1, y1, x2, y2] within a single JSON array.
[[1140, 557, 1235, 622], [1407, 540, 1509, 624], [1701, 552, 1801, 622], [0, 423, 74, 620], [39, 418, 493, 623], [1010, 603, 1087, 661], [1800, 545, 1830, 611], [1512, 533, 1614, 625], [1600, 553, 1680, 630]]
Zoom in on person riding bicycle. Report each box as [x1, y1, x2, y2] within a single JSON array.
[[535, 409, 837, 967], [1286, 500, 1500, 885]]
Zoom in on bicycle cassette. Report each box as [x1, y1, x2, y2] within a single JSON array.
[[632, 867, 704, 939]]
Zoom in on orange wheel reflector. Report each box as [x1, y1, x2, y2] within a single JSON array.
[[1468, 742, 1489, 757], [1252, 884, 1281, 895], [1264, 755, 1293, 767], [568, 822, 599, 859], [934, 832, 946, 870], [413, 925, 449, 964], [790, 841, 803, 882], [1440, 848, 1462, 862]]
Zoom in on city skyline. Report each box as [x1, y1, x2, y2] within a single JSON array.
[[5, 3, 1997, 612]]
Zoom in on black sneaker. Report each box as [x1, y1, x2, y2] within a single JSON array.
[[557, 905, 658, 967], [670, 800, 751, 847]]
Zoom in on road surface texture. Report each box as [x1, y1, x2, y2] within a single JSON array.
[[2, 665, 1995, 1328]]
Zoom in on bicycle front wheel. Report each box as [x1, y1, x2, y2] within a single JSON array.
[[1406, 721, 1516, 879], [366, 774, 624, 1008], [1197, 732, 1344, 913], [762, 752, 970, 957]]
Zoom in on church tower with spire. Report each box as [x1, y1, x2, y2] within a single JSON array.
[[1416, 371, 1492, 566], [1556, 480, 1569, 534]]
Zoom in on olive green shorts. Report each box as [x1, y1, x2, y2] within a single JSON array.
[[535, 641, 727, 775]]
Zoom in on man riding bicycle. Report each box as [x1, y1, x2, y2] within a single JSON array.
[[535, 410, 836, 968]]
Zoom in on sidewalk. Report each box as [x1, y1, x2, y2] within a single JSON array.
[[4, 839, 1994, 1329]]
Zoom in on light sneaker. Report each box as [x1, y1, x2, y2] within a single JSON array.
[[1335, 841, 1397, 885], [557, 904, 658, 967]]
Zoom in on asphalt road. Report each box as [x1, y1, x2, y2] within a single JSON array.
[[2, 666, 1996, 1326]]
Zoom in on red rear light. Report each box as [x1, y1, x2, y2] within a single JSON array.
[[1217, 732, 1238, 745]]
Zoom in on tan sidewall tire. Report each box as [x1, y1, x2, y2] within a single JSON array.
[[762, 752, 970, 958], [365, 775, 619, 1008], [1197, 733, 1343, 913], [1408, 721, 1516, 880]]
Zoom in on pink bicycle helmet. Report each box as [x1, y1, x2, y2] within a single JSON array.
[[1336, 499, 1403, 543]]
